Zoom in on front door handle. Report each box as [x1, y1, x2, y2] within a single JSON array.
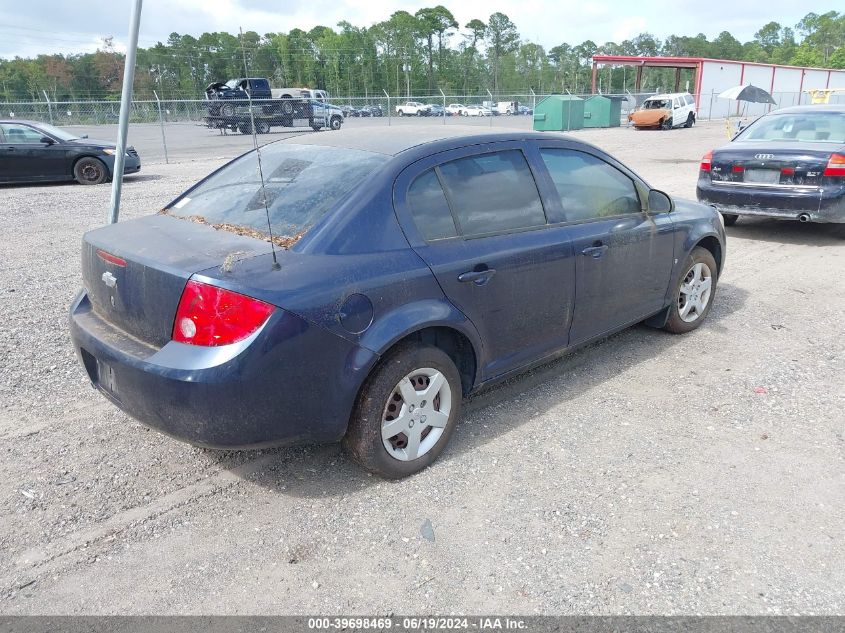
[[581, 244, 608, 258], [458, 268, 496, 285]]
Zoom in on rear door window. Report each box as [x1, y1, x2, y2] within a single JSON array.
[[436, 150, 546, 237], [539, 148, 642, 221], [407, 169, 458, 241]]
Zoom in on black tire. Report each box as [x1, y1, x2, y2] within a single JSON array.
[[237, 122, 252, 135], [254, 120, 271, 134], [220, 102, 236, 117], [343, 343, 462, 479], [311, 125, 323, 131], [73, 157, 108, 185], [281, 100, 294, 115], [664, 247, 718, 335], [397, 110, 404, 117], [721, 213, 739, 226], [330, 116, 342, 131], [661, 117, 673, 130], [684, 113, 695, 128]]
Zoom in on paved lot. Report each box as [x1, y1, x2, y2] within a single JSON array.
[[0, 120, 843, 614], [69, 114, 546, 164]]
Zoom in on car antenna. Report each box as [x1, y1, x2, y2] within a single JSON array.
[[239, 26, 281, 271]]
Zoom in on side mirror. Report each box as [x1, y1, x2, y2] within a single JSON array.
[[648, 189, 673, 214], [40, 136, 55, 145]]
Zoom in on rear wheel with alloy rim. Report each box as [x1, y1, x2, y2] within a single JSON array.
[[343, 343, 461, 478], [664, 247, 718, 334]]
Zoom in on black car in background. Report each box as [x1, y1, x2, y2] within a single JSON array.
[[697, 105, 845, 225], [0, 120, 141, 185], [362, 105, 384, 117]]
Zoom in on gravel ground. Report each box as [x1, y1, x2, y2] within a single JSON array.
[[0, 120, 843, 615]]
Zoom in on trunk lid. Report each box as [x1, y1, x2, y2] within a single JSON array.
[[711, 143, 833, 187], [81, 214, 273, 348]]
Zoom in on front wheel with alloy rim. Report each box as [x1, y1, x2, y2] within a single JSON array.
[[73, 157, 108, 185], [664, 247, 718, 334], [343, 343, 461, 478]]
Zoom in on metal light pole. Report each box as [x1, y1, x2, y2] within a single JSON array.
[[153, 90, 169, 164], [107, 0, 143, 225], [42, 90, 53, 125], [486, 88, 493, 127]]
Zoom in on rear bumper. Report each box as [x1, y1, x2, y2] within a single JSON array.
[[69, 290, 377, 449], [697, 180, 845, 223]]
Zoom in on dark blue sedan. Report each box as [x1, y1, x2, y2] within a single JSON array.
[[69, 127, 726, 478]]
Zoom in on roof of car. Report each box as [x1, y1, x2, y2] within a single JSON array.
[[0, 119, 44, 126], [645, 92, 691, 99], [275, 126, 563, 156], [763, 105, 845, 114]]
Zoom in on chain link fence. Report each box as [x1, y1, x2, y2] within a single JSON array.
[[3, 90, 843, 164]]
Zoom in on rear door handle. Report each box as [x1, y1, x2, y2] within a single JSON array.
[[458, 268, 497, 285], [581, 244, 608, 258]]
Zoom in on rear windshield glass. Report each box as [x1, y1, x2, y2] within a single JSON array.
[[735, 112, 845, 144], [166, 143, 387, 239]]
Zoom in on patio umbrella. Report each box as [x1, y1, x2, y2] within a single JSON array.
[[717, 84, 777, 104]]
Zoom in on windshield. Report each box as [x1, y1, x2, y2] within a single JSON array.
[[734, 111, 845, 144], [643, 99, 670, 110], [166, 143, 387, 240], [37, 122, 80, 141]]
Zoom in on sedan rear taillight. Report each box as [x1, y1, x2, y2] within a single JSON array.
[[823, 153, 845, 177], [700, 150, 713, 172], [172, 280, 275, 347]]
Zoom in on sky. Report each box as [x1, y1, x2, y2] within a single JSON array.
[[0, 0, 831, 59]]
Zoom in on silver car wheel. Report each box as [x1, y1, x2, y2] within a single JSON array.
[[381, 367, 452, 462], [678, 262, 713, 323]]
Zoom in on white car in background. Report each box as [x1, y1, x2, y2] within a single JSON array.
[[446, 103, 467, 116], [395, 101, 431, 116], [629, 92, 697, 129], [463, 104, 492, 117]]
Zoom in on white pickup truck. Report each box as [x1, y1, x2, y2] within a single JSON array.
[[395, 101, 431, 116]]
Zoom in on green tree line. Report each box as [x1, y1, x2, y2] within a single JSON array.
[[1, 9, 844, 101]]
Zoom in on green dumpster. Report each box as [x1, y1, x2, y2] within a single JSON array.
[[533, 95, 584, 131], [583, 95, 623, 128]]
